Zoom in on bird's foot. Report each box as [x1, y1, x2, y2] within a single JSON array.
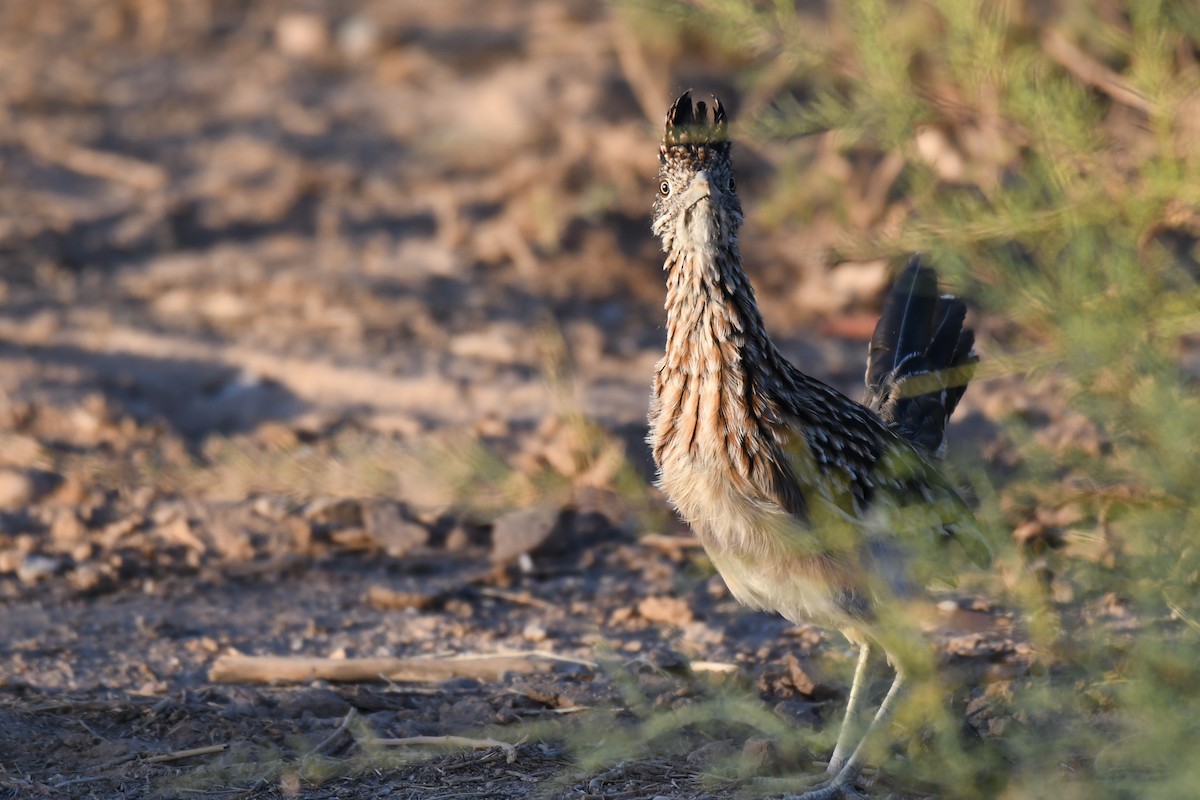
[[782, 778, 865, 800], [781, 763, 866, 800], [781, 782, 844, 800]]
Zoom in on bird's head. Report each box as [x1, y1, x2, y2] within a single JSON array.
[[652, 91, 743, 253]]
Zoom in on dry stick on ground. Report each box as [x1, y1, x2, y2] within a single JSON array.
[[368, 735, 521, 765], [473, 586, 558, 611], [144, 744, 232, 764], [19, 123, 168, 192], [1042, 28, 1158, 115], [208, 652, 593, 684], [88, 743, 230, 772]]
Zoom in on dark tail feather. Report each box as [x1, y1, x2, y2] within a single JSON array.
[[866, 256, 937, 397], [864, 256, 977, 455]]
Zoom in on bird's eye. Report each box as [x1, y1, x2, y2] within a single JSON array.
[[660, 181, 671, 196], [727, 176, 737, 192]]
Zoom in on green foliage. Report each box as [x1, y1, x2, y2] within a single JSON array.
[[626, 0, 1200, 796]]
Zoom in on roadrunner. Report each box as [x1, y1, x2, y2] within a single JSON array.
[[648, 92, 988, 798]]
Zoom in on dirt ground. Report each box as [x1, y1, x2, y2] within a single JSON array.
[[0, 2, 1035, 798]]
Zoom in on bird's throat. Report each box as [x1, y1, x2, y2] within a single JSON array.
[[662, 241, 775, 378]]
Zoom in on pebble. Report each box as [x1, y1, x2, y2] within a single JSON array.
[[740, 736, 774, 771], [304, 497, 362, 528], [0, 469, 36, 509], [366, 585, 435, 611], [277, 688, 351, 720], [275, 12, 328, 59], [17, 554, 60, 584], [252, 494, 290, 521], [68, 563, 109, 594], [363, 502, 428, 557], [336, 15, 379, 60], [522, 622, 548, 643], [0, 550, 21, 573], [51, 509, 87, 546], [636, 595, 693, 626], [489, 504, 565, 563]]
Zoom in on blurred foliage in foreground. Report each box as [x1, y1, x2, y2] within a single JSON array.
[[614, 0, 1200, 797]]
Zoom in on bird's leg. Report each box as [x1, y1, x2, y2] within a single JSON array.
[[786, 667, 906, 800], [826, 643, 872, 775], [828, 667, 906, 787]]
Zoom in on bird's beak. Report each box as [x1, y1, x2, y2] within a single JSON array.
[[681, 171, 713, 210]]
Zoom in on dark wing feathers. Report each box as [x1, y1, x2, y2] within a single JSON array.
[[864, 257, 977, 455]]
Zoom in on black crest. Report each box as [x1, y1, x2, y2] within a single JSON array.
[[662, 90, 730, 159]]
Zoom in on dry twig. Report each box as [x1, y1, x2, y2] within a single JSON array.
[[474, 586, 557, 610], [209, 652, 560, 684], [19, 124, 168, 192], [368, 735, 520, 764], [1042, 29, 1157, 115], [144, 744, 231, 764]]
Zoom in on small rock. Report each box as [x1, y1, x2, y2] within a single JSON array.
[[330, 527, 373, 550], [758, 653, 829, 698], [489, 505, 567, 563], [252, 495, 291, 521], [49, 475, 86, 505], [68, 563, 110, 594], [150, 499, 188, 526], [127, 486, 157, 512], [51, 509, 87, 547], [522, 622, 547, 643], [277, 689, 351, 719], [449, 331, 518, 363], [636, 595, 693, 626], [741, 736, 774, 772], [681, 621, 724, 647], [443, 525, 472, 551], [366, 585, 436, 610], [363, 502, 428, 557], [519, 685, 573, 708], [304, 497, 362, 529], [157, 515, 205, 551], [286, 517, 312, 551], [608, 606, 634, 625], [784, 655, 820, 696], [0, 549, 21, 573], [336, 15, 380, 60], [773, 698, 821, 728], [0, 469, 37, 509], [987, 716, 1012, 737], [275, 12, 329, 58], [255, 422, 298, 450], [17, 554, 60, 584], [210, 517, 253, 560]]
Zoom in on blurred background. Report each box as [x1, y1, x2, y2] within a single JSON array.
[[0, 1, 1198, 798]]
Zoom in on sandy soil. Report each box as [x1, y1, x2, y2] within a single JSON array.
[[0, 2, 1030, 798]]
